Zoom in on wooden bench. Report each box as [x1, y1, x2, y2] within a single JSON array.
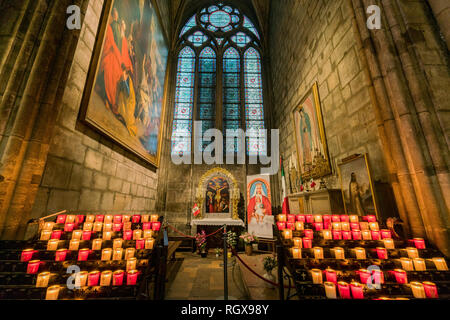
[[167, 241, 182, 261]]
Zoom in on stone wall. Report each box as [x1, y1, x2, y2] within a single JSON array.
[[30, 0, 161, 222], [269, 0, 387, 193]]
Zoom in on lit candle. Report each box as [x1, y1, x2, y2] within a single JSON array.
[[122, 215, 131, 223], [125, 248, 136, 260], [35, 272, 51, 289], [313, 247, 324, 260], [332, 222, 342, 231], [332, 230, 342, 240], [295, 221, 304, 231], [305, 215, 313, 223], [55, 249, 68, 261], [126, 257, 137, 271], [323, 230, 332, 240], [293, 237, 302, 248], [103, 231, 112, 240], [126, 270, 139, 285], [75, 215, 84, 224], [78, 248, 90, 261], [361, 230, 372, 240], [45, 285, 60, 300], [123, 229, 133, 240], [114, 215, 123, 224], [292, 247, 302, 259], [400, 257, 414, 271], [50, 230, 62, 240], [311, 269, 323, 284], [369, 222, 379, 231], [145, 238, 155, 250], [340, 215, 350, 222], [69, 239, 80, 251], [104, 223, 113, 232], [313, 222, 323, 231], [365, 215, 377, 222], [113, 270, 124, 286], [337, 281, 351, 299], [304, 229, 314, 239], [95, 215, 104, 222], [152, 222, 161, 231], [40, 230, 52, 241], [383, 239, 395, 249], [432, 257, 448, 271], [342, 231, 351, 240], [350, 222, 360, 230], [286, 222, 295, 230], [72, 229, 82, 240], [132, 215, 141, 223], [413, 238, 426, 249], [354, 247, 366, 260], [394, 269, 408, 284], [296, 215, 306, 222], [141, 215, 150, 223], [82, 231, 91, 241], [410, 282, 426, 299], [43, 222, 54, 231], [76, 271, 88, 287], [333, 247, 345, 259], [422, 282, 438, 298], [150, 214, 159, 222], [142, 222, 152, 230], [101, 248, 112, 261], [373, 269, 385, 284], [359, 222, 369, 230], [21, 249, 36, 262], [371, 230, 381, 241], [324, 281, 337, 299], [283, 229, 293, 239], [47, 239, 59, 251], [100, 271, 112, 286], [406, 247, 419, 259], [413, 258, 426, 271], [303, 238, 312, 249], [359, 269, 371, 285], [88, 271, 100, 286], [352, 230, 362, 240], [92, 239, 102, 251], [113, 238, 123, 249], [380, 229, 391, 239], [287, 214, 295, 223], [350, 282, 364, 299], [376, 247, 388, 260], [113, 248, 123, 260], [27, 260, 40, 274], [341, 222, 350, 231], [349, 215, 359, 223], [86, 215, 95, 223], [93, 222, 103, 232], [136, 239, 145, 250], [331, 215, 341, 222], [143, 229, 153, 239], [66, 215, 76, 223], [325, 269, 337, 284], [314, 215, 322, 223], [133, 229, 143, 240], [113, 223, 123, 232], [104, 215, 113, 223], [323, 215, 331, 223], [64, 223, 75, 232], [56, 215, 66, 224]]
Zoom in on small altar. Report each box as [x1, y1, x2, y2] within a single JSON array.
[[190, 218, 245, 248]]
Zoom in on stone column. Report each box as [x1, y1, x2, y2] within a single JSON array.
[[428, 0, 450, 51]]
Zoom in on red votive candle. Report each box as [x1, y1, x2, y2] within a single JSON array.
[[423, 282, 438, 298], [64, 223, 75, 232], [27, 260, 40, 274], [304, 229, 314, 239], [323, 215, 331, 223], [324, 221, 331, 230], [88, 271, 100, 286], [303, 238, 312, 249], [127, 270, 139, 285], [113, 223, 123, 232], [142, 222, 152, 230], [340, 215, 349, 222], [342, 231, 351, 240], [326, 269, 337, 284], [51, 230, 62, 240], [338, 282, 351, 299], [314, 222, 323, 231], [296, 215, 306, 222], [380, 229, 391, 239], [136, 239, 145, 250], [114, 215, 123, 224], [132, 215, 141, 223], [123, 230, 133, 240], [55, 249, 68, 261], [365, 215, 377, 222], [152, 222, 161, 231], [76, 215, 85, 224], [305, 215, 313, 223], [350, 222, 360, 230], [287, 214, 295, 223], [82, 231, 91, 241], [95, 215, 104, 222], [286, 222, 295, 230], [371, 230, 381, 241], [359, 269, 371, 285], [413, 238, 426, 249], [21, 249, 36, 262], [376, 247, 388, 260], [332, 230, 342, 240], [352, 230, 362, 240], [373, 269, 385, 284], [56, 215, 66, 224], [78, 248, 90, 261], [394, 269, 408, 284], [331, 215, 341, 222], [350, 282, 364, 299], [113, 270, 124, 286]]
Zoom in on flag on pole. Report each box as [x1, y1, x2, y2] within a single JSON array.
[[192, 203, 200, 217], [280, 157, 290, 214]]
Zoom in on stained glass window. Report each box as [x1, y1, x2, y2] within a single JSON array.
[[172, 47, 195, 156], [243, 16, 260, 39], [231, 32, 251, 48], [244, 48, 266, 156], [181, 15, 196, 36], [198, 47, 217, 151], [188, 31, 208, 47]]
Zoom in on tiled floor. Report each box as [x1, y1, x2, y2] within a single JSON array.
[[166, 252, 250, 300]]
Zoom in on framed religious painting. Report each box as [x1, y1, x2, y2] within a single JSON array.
[[292, 82, 331, 180], [247, 175, 273, 239], [79, 0, 169, 167], [337, 154, 380, 218]]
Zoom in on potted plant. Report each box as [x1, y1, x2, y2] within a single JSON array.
[[262, 256, 277, 288], [195, 230, 207, 258], [240, 232, 258, 256], [214, 248, 222, 258], [226, 230, 237, 258]]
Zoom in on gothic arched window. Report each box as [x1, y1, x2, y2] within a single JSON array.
[[171, 3, 265, 157]]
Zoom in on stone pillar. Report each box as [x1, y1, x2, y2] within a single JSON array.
[[428, 0, 450, 51]]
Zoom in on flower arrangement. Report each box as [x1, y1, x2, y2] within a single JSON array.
[[240, 232, 258, 245], [226, 230, 237, 249], [263, 256, 277, 274], [195, 230, 207, 252]]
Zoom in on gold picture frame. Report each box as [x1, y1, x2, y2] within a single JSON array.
[[292, 82, 331, 180], [337, 153, 380, 218]]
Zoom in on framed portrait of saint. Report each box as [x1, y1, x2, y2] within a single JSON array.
[[338, 154, 379, 217], [292, 82, 331, 180], [79, 0, 169, 167], [247, 175, 273, 239]]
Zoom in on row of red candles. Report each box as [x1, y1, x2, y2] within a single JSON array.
[[55, 214, 156, 225], [277, 214, 378, 223], [42, 270, 140, 287], [283, 228, 395, 241], [278, 221, 382, 232]]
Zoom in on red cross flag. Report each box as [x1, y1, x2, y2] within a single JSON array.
[[192, 203, 200, 217]]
